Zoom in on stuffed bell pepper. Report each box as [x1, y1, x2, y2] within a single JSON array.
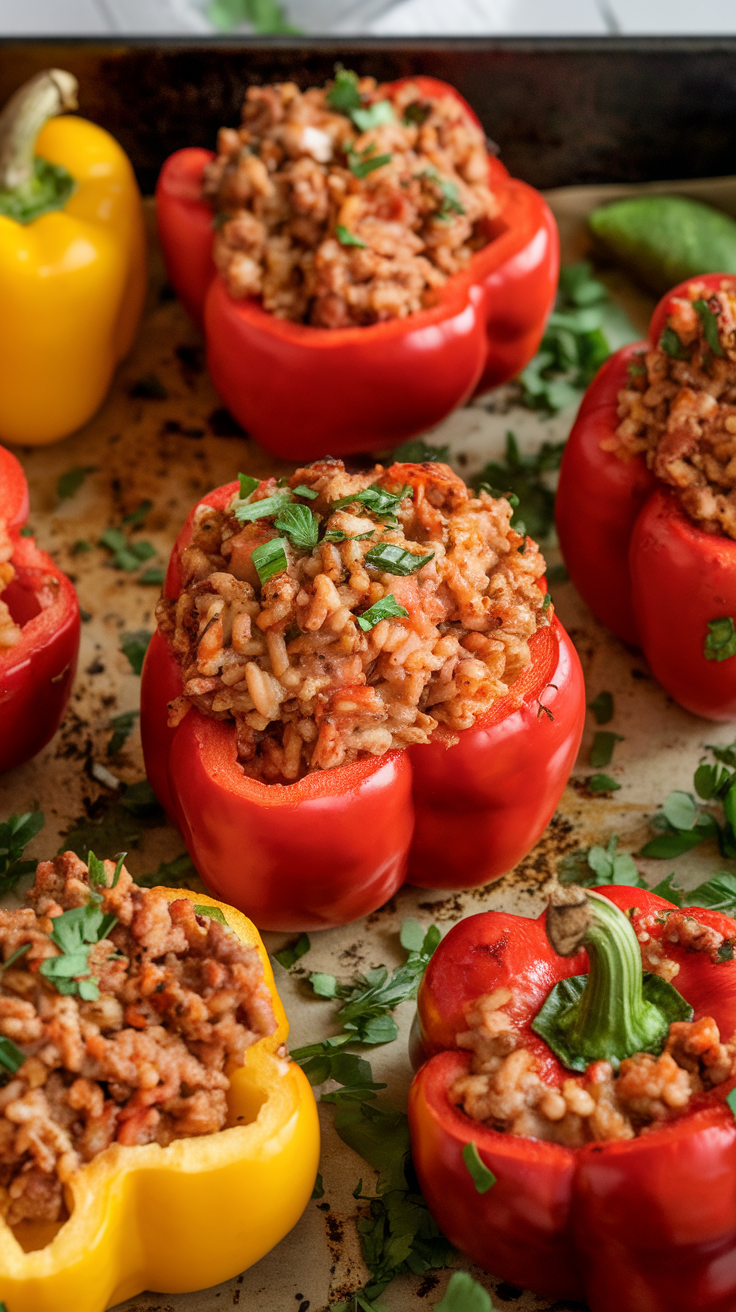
[[0, 851, 319, 1312], [0, 442, 79, 773], [0, 69, 146, 446], [141, 459, 585, 931], [409, 882, 736, 1312], [156, 70, 558, 460], [556, 273, 736, 720]]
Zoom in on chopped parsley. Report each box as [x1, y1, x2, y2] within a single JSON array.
[[238, 472, 259, 498], [120, 629, 152, 676], [232, 492, 291, 524], [590, 730, 624, 768], [393, 436, 450, 463], [332, 483, 412, 520], [0, 810, 44, 896], [356, 595, 409, 631], [659, 325, 691, 361], [292, 484, 318, 499], [403, 100, 431, 127], [323, 528, 375, 543], [194, 904, 228, 924], [57, 465, 95, 502], [693, 298, 724, 356], [588, 773, 621, 793], [421, 167, 465, 220], [336, 223, 367, 248], [436, 1273, 494, 1312], [122, 500, 153, 527], [273, 932, 311, 969], [0, 1036, 26, 1075], [558, 833, 644, 890], [326, 65, 362, 114], [347, 145, 392, 179], [107, 710, 140, 756], [473, 431, 564, 541], [588, 690, 614, 724], [351, 99, 395, 132], [705, 617, 736, 662], [364, 543, 434, 575], [462, 1141, 496, 1194], [251, 537, 288, 584], [274, 502, 319, 552], [39, 890, 119, 1002]]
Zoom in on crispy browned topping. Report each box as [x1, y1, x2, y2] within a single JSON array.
[[0, 853, 276, 1227], [612, 278, 736, 538], [203, 76, 496, 327], [157, 461, 548, 783]]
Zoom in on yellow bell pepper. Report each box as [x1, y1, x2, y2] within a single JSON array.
[[0, 887, 320, 1312], [0, 70, 147, 446]]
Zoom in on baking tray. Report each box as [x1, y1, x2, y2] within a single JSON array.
[[2, 38, 736, 1312]]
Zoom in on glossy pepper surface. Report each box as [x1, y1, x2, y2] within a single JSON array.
[[0, 70, 146, 446], [556, 272, 736, 720], [155, 76, 558, 462], [140, 479, 585, 932], [409, 884, 736, 1312], [0, 442, 79, 773], [0, 886, 320, 1312]]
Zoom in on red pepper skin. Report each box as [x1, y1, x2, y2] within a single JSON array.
[[140, 481, 584, 930], [0, 445, 80, 773], [556, 273, 736, 717], [155, 77, 558, 462], [409, 885, 736, 1312]]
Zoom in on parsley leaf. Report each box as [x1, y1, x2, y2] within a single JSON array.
[[232, 493, 291, 524], [274, 502, 319, 552], [107, 710, 139, 756], [238, 472, 259, 498], [352, 100, 395, 132], [39, 880, 119, 1001], [57, 465, 95, 502], [273, 933, 311, 969], [193, 904, 228, 924], [588, 773, 621, 793], [364, 543, 434, 576], [292, 484, 318, 500], [462, 1141, 496, 1194], [393, 437, 450, 463], [659, 325, 691, 361], [558, 833, 643, 889], [347, 146, 392, 179], [472, 431, 564, 541], [687, 871, 736, 915], [588, 690, 614, 724], [693, 298, 724, 356], [122, 501, 153, 527], [337, 224, 367, 248], [357, 595, 409, 631], [420, 167, 465, 220], [120, 629, 152, 676], [0, 1036, 26, 1075], [134, 853, 197, 890], [332, 483, 412, 521], [436, 1272, 494, 1312], [326, 65, 362, 113], [591, 731, 624, 768], [251, 537, 288, 584], [0, 811, 44, 895], [705, 617, 736, 662]]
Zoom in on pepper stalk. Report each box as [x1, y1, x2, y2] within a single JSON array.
[[532, 885, 692, 1071], [0, 69, 78, 221]]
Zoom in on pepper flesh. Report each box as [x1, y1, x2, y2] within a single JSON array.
[[409, 885, 736, 1312], [0, 887, 320, 1312], [0, 443, 79, 773], [556, 272, 736, 719], [155, 76, 558, 461], [140, 480, 585, 931], [0, 74, 146, 446]]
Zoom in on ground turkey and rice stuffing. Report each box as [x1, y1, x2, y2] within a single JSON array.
[[157, 460, 549, 783], [203, 69, 496, 327], [452, 909, 736, 1146], [613, 277, 736, 539], [0, 854, 275, 1227]]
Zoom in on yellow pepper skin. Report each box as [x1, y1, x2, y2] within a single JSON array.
[[0, 113, 147, 446], [0, 888, 320, 1312]]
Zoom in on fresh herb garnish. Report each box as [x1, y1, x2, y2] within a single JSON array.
[[436, 1272, 494, 1312], [292, 484, 318, 499], [238, 472, 259, 499], [364, 543, 434, 575], [591, 730, 624, 768], [336, 223, 367, 248], [39, 885, 119, 1002], [107, 710, 139, 756], [140, 565, 165, 586], [326, 65, 362, 113], [0, 1036, 26, 1075], [232, 493, 291, 524], [558, 833, 644, 890], [356, 595, 409, 631], [1, 944, 31, 974], [473, 431, 565, 541], [393, 437, 450, 463], [194, 903, 228, 924], [693, 298, 724, 356], [88, 850, 126, 889], [273, 933, 311, 969], [122, 501, 153, 527], [251, 537, 288, 584], [57, 465, 95, 502], [352, 99, 395, 132], [403, 100, 431, 127], [588, 773, 621, 794], [659, 325, 691, 361], [274, 502, 319, 552], [134, 853, 198, 890], [332, 483, 412, 520], [420, 167, 465, 220], [99, 526, 156, 574], [0, 811, 44, 895], [705, 617, 736, 662], [120, 629, 152, 676], [542, 592, 552, 611], [588, 690, 614, 724], [311, 1173, 325, 1199], [347, 145, 392, 179], [462, 1141, 496, 1194]]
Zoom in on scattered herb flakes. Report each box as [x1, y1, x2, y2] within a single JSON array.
[[403, 100, 431, 127], [57, 465, 95, 502], [541, 592, 552, 612], [472, 432, 565, 542], [393, 437, 450, 463], [590, 730, 624, 768], [558, 833, 643, 890], [649, 873, 684, 905], [336, 223, 367, 248], [326, 65, 362, 114], [232, 492, 291, 524], [274, 502, 319, 552], [140, 565, 165, 586], [588, 773, 621, 794], [0, 811, 44, 895], [352, 99, 395, 132], [364, 543, 434, 576], [120, 630, 152, 676], [420, 167, 465, 220], [292, 484, 318, 500], [357, 595, 409, 631], [588, 690, 614, 724], [436, 1272, 494, 1312], [273, 933, 311, 969], [462, 1141, 496, 1194], [0, 1036, 26, 1075], [333, 482, 412, 521], [659, 326, 691, 361], [134, 853, 198, 890], [193, 903, 228, 924], [72, 539, 92, 555], [129, 372, 168, 399], [122, 500, 153, 527], [251, 537, 288, 584], [347, 146, 393, 179], [705, 617, 736, 662], [238, 472, 259, 499], [107, 710, 139, 756], [79, 608, 92, 623], [311, 1172, 325, 1199], [693, 299, 724, 356], [18, 526, 33, 537]]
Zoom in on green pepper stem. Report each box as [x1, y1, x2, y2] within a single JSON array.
[[0, 70, 78, 191]]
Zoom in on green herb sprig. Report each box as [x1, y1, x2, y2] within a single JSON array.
[[0, 811, 44, 895], [357, 595, 409, 631], [364, 543, 434, 576], [472, 431, 565, 541]]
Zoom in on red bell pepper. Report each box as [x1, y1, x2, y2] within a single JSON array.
[[155, 76, 558, 462], [0, 443, 80, 773], [409, 884, 736, 1312], [556, 272, 736, 720], [140, 479, 584, 931]]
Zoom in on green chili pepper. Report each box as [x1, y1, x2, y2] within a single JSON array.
[[588, 195, 736, 295]]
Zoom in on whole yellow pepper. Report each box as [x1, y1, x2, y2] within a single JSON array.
[[0, 70, 147, 446], [0, 887, 320, 1312]]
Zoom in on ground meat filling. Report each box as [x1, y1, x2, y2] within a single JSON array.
[[157, 460, 548, 783], [0, 853, 276, 1227], [0, 518, 21, 649], [612, 278, 736, 538], [203, 74, 497, 327]]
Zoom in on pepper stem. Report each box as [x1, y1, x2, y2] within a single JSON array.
[[0, 69, 78, 191], [532, 887, 692, 1072]]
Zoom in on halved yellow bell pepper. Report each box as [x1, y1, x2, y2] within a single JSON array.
[[0, 70, 147, 446], [0, 887, 320, 1312]]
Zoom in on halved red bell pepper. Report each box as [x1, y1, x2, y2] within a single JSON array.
[[0, 443, 80, 773], [409, 884, 736, 1312], [556, 272, 736, 720], [140, 479, 584, 931], [155, 76, 558, 462]]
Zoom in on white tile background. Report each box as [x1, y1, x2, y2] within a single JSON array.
[[0, 0, 734, 36]]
